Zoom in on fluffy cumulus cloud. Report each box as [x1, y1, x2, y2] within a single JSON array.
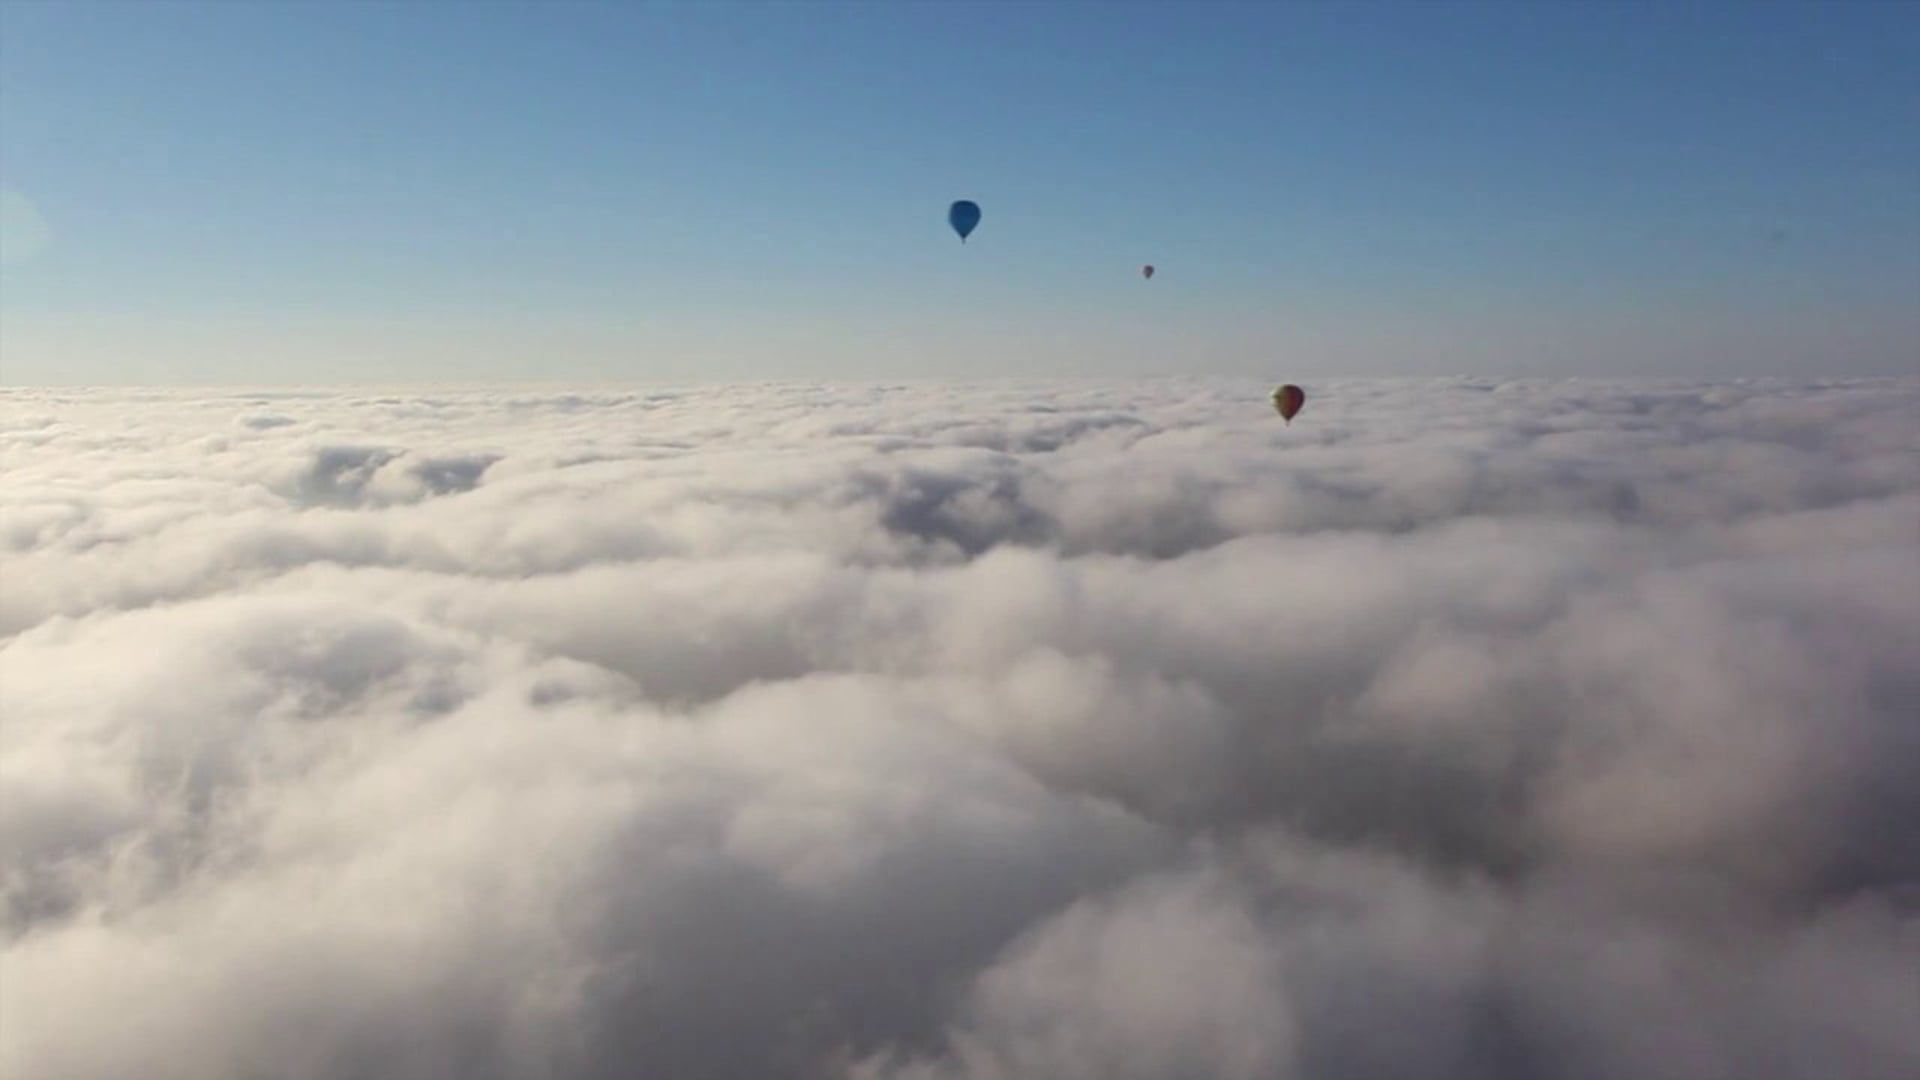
[[2, 376, 1917, 1079]]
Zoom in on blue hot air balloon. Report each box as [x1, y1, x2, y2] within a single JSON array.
[[948, 200, 981, 243]]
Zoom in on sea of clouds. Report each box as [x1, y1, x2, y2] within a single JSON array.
[[2, 375, 1917, 1080]]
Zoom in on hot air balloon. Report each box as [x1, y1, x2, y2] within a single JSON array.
[[948, 200, 981, 243], [1142, 264, 1155, 280], [1271, 384, 1305, 424]]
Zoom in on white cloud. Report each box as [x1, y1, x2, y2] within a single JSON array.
[[2, 376, 1916, 1078]]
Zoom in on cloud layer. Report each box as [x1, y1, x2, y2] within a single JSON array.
[[3, 376, 1917, 1079]]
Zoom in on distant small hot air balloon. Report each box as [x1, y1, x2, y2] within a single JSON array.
[[948, 200, 981, 243], [1271, 384, 1305, 424], [1142, 264, 1155, 280]]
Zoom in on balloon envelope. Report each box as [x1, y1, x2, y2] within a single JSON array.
[[948, 200, 981, 242], [1271, 384, 1305, 423], [1142, 264, 1155, 279]]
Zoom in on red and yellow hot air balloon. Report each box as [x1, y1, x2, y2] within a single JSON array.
[[1271, 384, 1305, 424]]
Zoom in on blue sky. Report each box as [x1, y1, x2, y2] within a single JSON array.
[[2, 0, 1916, 384]]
